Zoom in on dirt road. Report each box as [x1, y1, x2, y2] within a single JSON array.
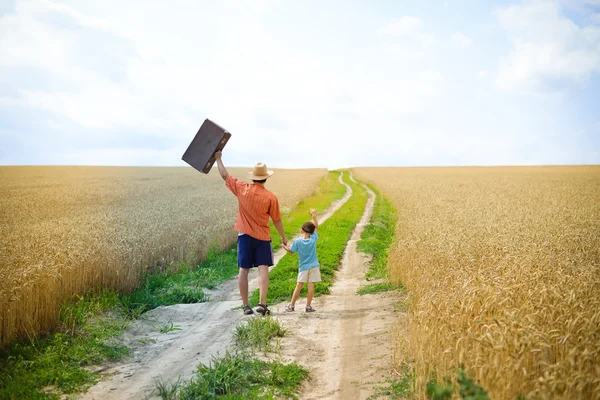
[[81, 173, 400, 400], [275, 177, 399, 399]]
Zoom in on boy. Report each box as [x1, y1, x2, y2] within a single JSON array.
[[282, 209, 321, 312]]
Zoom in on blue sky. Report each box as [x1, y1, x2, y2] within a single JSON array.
[[0, 0, 599, 168]]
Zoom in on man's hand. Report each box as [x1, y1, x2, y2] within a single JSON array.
[[281, 236, 288, 246], [273, 220, 287, 246], [215, 151, 228, 180]]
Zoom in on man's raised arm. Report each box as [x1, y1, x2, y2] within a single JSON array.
[[214, 151, 228, 180]]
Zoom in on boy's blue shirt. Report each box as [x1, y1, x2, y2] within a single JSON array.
[[290, 232, 319, 272]]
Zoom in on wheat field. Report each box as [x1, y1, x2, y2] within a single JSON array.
[[353, 166, 600, 400], [0, 166, 327, 348]]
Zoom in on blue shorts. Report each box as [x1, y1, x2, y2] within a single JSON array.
[[237, 234, 274, 269]]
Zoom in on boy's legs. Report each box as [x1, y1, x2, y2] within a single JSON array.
[[290, 282, 304, 307], [306, 282, 315, 307]]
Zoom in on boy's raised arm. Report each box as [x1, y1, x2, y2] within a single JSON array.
[[310, 209, 319, 232]]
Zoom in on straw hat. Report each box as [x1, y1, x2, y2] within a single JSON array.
[[247, 162, 274, 180]]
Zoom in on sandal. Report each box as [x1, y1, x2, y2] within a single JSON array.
[[243, 305, 254, 315], [285, 304, 295, 312], [256, 303, 271, 316], [305, 306, 316, 313]]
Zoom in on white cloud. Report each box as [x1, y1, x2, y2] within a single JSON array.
[[452, 31, 473, 47], [1, 1, 340, 140], [378, 16, 422, 36], [495, 1, 600, 92], [0, 1, 597, 168], [377, 16, 435, 46]]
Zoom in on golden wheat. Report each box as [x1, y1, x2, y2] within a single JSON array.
[[0, 166, 326, 347], [353, 166, 600, 400]]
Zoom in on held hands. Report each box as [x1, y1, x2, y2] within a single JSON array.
[[282, 243, 293, 254], [281, 237, 288, 246]]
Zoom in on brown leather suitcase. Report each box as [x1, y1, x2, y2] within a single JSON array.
[[182, 119, 232, 174]]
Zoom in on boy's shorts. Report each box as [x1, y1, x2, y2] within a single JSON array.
[[297, 267, 321, 283], [237, 234, 274, 269]]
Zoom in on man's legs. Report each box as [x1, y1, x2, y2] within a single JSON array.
[[238, 268, 250, 306], [237, 235, 252, 308], [257, 265, 269, 305]]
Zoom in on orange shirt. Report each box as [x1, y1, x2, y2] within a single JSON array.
[[226, 175, 282, 241]]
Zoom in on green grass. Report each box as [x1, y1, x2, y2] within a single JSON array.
[[233, 316, 287, 354], [426, 368, 489, 400], [171, 351, 308, 400], [120, 247, 239, 316], [367, 368, 414, 399], [153, 320, 182, 334], [393, 300, 408, 312], [0, 290, 129, 399], [270, 171, 346, 251], [154, 376, 183, 400], [155, 314, 307, 399], [357, 282, 402, 295], [251, 170, 369, 306], [357, 184, 397, 281]]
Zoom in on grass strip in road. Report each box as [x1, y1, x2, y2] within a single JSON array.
[[155, 317, 308, 400], [163, 351, 308, 400], [357, 184, 397, 281], [270, 170, 346, 251], [233, 316, 286, 354], [251, 171, 368, 306]]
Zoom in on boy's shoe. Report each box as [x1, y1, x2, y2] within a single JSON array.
[[256, 303, 271, 316], [243, 305, 254, 315], [285, 304, 295, 312], [305, 306, 316, 313]]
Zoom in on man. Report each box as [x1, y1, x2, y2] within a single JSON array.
[[214, 151, 287, 315]]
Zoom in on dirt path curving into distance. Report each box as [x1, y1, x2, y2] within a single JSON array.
[[81, 172, 354, 400], [274, 175, 400, 399]]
